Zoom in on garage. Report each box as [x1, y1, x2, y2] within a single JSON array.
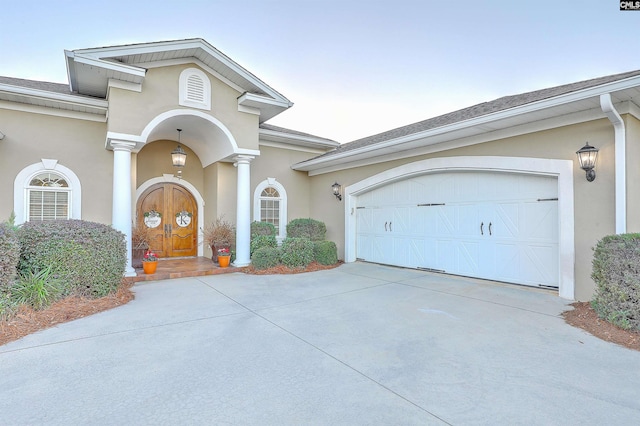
[[355, 170, 559, 288]]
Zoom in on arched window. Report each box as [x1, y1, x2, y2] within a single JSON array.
[[27, 172, 70, 221], [253, 178, 287, 242], [179, 68, 211, 110], [14, 159, 81, 224]]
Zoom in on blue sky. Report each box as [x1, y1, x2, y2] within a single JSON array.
[[1, 0, 638, 142]]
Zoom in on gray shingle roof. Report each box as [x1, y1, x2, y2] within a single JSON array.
[[312, 69, 640, 160], [0, 76, 102, 100]]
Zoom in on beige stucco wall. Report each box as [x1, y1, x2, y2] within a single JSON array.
[[251, 145, 315, 222], [136, 140, 204, 196], [0, 109, 112, 224], [107, 65, 259, 151], [308, 118, 621, 301]]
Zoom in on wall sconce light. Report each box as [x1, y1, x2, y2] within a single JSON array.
[[171, 128, 186, 178], [576, 142, 599, 182], [331, 182, 342, 201]]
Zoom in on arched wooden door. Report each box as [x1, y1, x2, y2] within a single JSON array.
[[137, 183, 198, 258]]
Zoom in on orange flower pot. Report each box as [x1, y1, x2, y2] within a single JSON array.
[[143, 261, 158, 274], [218, 255, 231, 268]]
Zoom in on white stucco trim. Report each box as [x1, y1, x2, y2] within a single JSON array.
[[13, 160, 82, 225], [344, 156, 575, 299], [140, 109, 238, 150], [253, 178, 288, 242], [136, 175, 206, 257]]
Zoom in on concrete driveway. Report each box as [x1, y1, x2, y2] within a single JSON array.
[[1, 262, 639, 425]]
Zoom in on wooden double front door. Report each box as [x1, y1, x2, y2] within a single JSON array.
[[137, 183, 198, 258]]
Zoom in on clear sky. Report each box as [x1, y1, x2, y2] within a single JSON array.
[[1, 0, 638, 143]]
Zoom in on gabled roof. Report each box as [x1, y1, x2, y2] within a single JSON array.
[[0, 76, 109, 118], [293, 69, 640, 173], [259, 123, 339, 150], [66, 38, 293, 122]]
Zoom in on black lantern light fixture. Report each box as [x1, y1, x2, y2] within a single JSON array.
[[331, 182, 342, 201], [576, 142, 599, 182], [171, 129, 186, 178]]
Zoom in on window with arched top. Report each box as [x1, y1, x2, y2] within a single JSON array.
[[179, 68, 211, 110], [14, 160, 81, 224], [27, 172, 70, 221], [254, 179, 287, 242]]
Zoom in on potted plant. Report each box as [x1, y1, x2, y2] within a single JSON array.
[[217, 247, 231, 268], [142, 250, 159, 274], [132, 225, 152, 268], [203, 216, 236, 264]]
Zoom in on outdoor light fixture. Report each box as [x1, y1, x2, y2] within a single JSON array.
[[171, 129, 186, 178], [576, 142, 599, 182], [332, 182, 342, 201]]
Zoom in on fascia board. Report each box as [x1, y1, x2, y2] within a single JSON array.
[[72, 53, 146, 81], [0, 83, 109, 109], [75, 39, 291, 104], [296, 77, 640, 171], [238, 92, 293, 109], [259, 128, 340, 149]]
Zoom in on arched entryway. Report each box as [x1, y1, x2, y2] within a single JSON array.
[[137, 183, 198, 258]]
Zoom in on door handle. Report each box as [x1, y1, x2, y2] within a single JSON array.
[[385, 221, 388, 231], [389, 221, 392, 232], [489, 222, 492, 236], [480, 222, 484, 235]]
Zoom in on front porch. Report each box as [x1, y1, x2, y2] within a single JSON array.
[[126, 257, 244, 284]]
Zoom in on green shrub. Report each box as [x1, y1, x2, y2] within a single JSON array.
[[313, 240, 338, 265], [17, 220, 126, 298], [251, 221, 276, 238], [11, 266, 65, 310], [0, 292, 18, 321], [0, 222, 20, 292], [252, 246, 281, 270], [591, 233, 640, 331], [250, 234, 278, 257], [280, 237, 314, 268], [286, 218, 326, 241]]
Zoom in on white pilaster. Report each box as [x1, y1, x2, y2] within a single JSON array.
[[111, 141, 136, 277], [234, 155, 254, 266]]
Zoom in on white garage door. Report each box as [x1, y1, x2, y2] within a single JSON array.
[[355, 171, 559, 288]]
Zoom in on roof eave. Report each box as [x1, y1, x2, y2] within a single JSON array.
[[293, 75, 640, 172], [259, 127, 340, 150]]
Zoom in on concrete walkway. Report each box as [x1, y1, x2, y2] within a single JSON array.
[[1, 263, 639, 425]]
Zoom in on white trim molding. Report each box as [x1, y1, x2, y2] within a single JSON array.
[[253, 178, 288, 242], [136, 175, 206, 257], [13, 159, 82, 225], [344, 156, 575, 299]]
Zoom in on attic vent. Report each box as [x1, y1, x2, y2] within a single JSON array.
[[179, 68, 211, 110], [186, 75, 205, 103]]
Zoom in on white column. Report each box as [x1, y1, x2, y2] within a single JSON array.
[[111, 141, 136, 277], [234, 155, 254, 266]]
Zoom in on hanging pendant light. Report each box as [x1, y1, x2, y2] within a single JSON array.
[[171, 129, 187, 168]]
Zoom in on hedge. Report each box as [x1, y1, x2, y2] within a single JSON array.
[[17, 220, 127, 298], [280, 237, 315, 268], [251, 221, 276, 238], [0, 223, 20, 292], [591, 233, 640, 331], [286, 218, 326, 241], [252, 246, 281, 270], [313, 240, 338, 265]]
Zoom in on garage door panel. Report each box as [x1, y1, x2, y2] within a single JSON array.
[[457, 241, 480, 275], [437, 206, 457, 235], [355, 171, 559, 289]]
